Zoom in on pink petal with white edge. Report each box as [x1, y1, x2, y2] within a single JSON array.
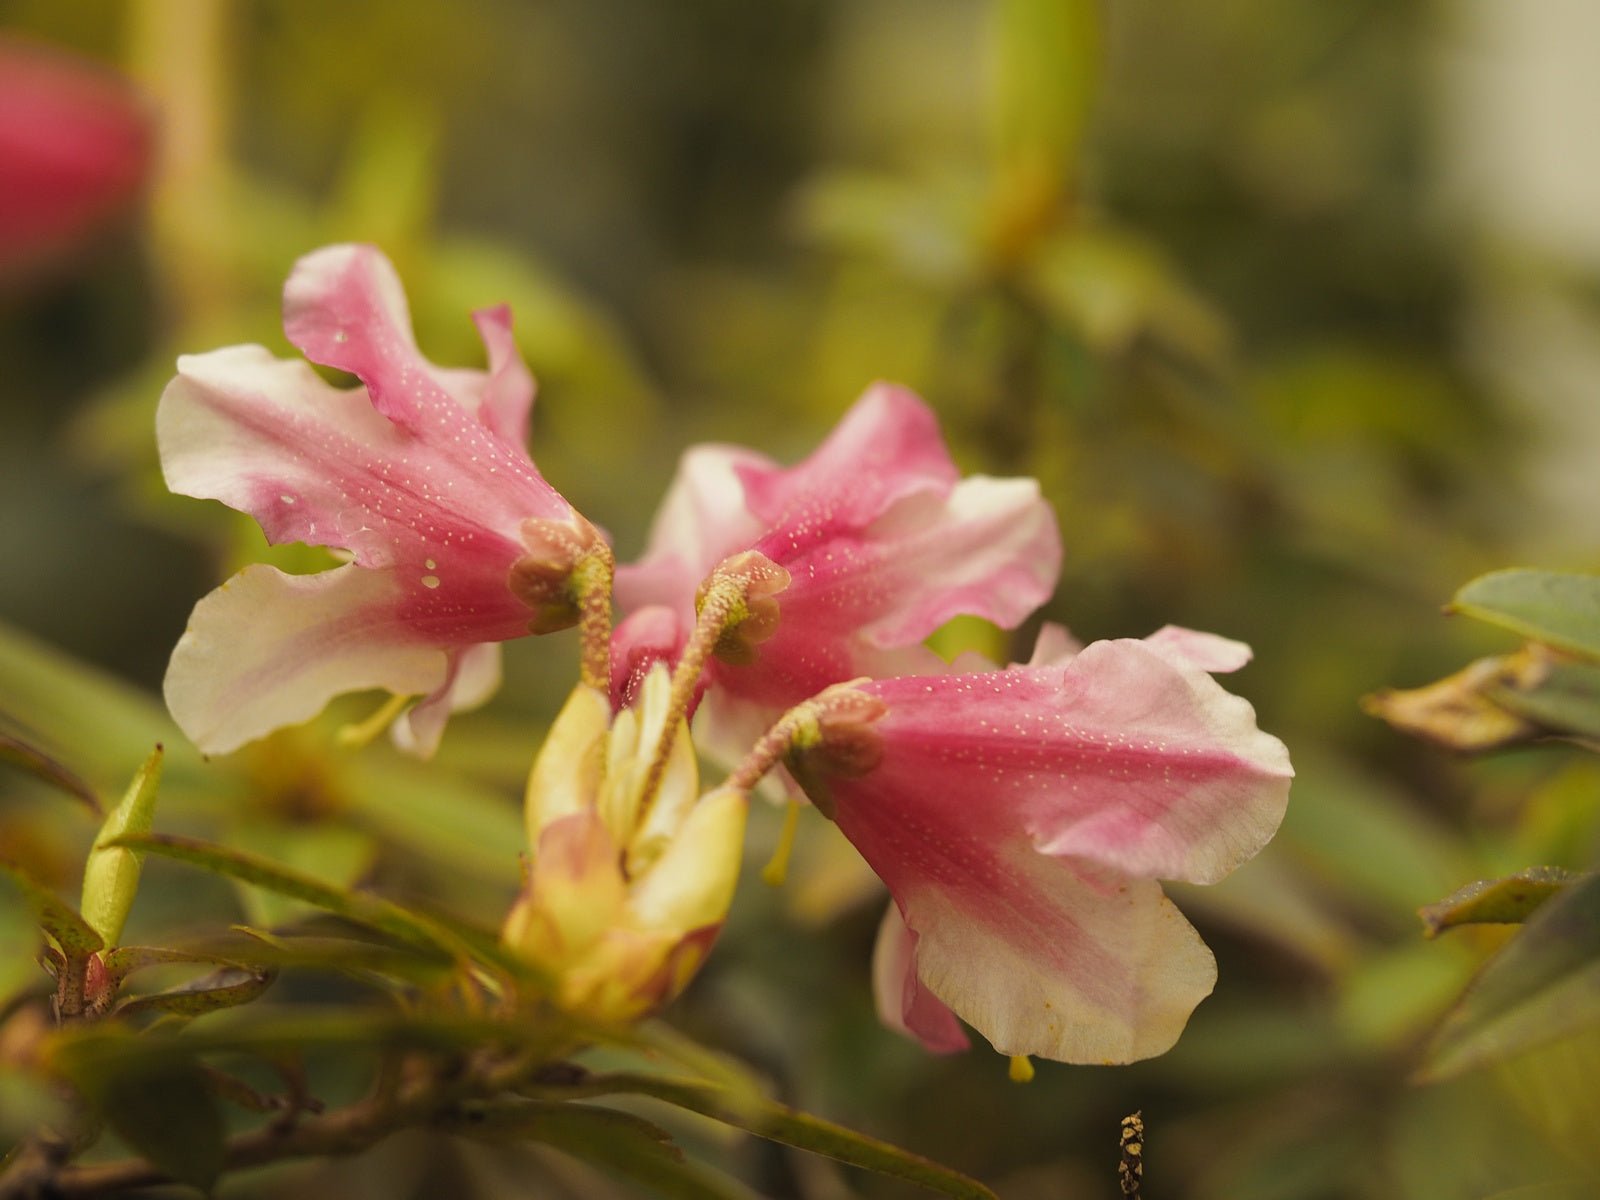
[[613, 443, 773, 622], [872, 902, 970, 1055], [1140, 625, 1253, 674], [892, 845, 1215, 1063], [862, 640, 1292, 887], [705, 389, 1057, 715], [831, 729, 1219, 1061], [392, 642, 503, 757], [430, 305, 537, 447], [278, 244, 566, 533], [735, 383, 959, 534], [854, 474, 1061, 648], [159, 345, 406, 562], [1030, 622, 1250, 674], [165, 563, 450, 756]]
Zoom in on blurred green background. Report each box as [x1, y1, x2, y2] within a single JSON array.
[[4, 1, 1600, 1197]]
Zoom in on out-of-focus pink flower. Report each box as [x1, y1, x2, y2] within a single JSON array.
[[615, 383, 1062, 766], [0, 38, 151, 282], [160, 244, 603, 757], [796, 637, 1292, 1065]]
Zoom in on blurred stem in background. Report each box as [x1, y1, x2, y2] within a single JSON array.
[[128, 0, 233, 323]]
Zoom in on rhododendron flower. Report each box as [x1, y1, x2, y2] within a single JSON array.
[[615, 383, 1062, 766], [160, 244, 606, 757], [0, 37, 151, 282], [787, 636, 1293, 1065]]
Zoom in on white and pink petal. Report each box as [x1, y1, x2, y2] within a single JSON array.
[[391, 642, 504, 757], [164, 563, 450, 756], [860, 641, 1292, 887], [871, 902, 970, 1055], [613, 443, 773, 621]]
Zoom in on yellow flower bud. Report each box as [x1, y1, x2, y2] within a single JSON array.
[[504, 671, 748, 1024]]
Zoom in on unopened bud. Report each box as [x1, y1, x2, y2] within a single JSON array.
[[524, 684, 609, 847], [503, 811, 626, 970], [80, 745, 163, 948]]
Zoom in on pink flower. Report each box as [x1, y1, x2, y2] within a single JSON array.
[[615, 383, 1062, 764], [160, 244, 604, 757], [0, 37, 151, 283], [795, 635, 1293, 1065]]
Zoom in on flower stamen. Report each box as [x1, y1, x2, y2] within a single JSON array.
[[761, 800, 802, 888], [335, 692, 413, 748]]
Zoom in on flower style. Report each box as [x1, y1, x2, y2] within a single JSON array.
[[615, 383, 1062, 769], [159, 244, 607, 757], [503, 666, 746, 1023]]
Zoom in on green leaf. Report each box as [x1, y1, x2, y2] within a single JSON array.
[[103, 944, 247, 989], [115, 964, 276, 1019], [1423, 872, 1600, 1081], [1420, 868, 1583, 937], [80, 745, 164, 947], [108, 833, 506, 972], [160, 928, 456, 989], [0, 859, 102, 956], [448, 1100, 758, 1200], [1489, 661, 1600, 742], [1452, 570, 1600, 662], [0, 727, 100, 812], [78, 1056, 226, 1191], [0, 1071, 68, 1143], [527, 1073, 998, 1200], [224, 820, 376, 930], [0, 885, 43, 1005], [1027, 226, 1227, 361], [0, 622, 196, 795], [52, 1005, 586, 1071]]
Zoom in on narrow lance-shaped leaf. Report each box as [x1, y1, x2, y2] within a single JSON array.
[[0, 883, 43, 1005], [109, 838, 540, 985], [0, 859, 101, 956], [1451, 570, 1600, 663], [1488, 661, 1600, 744], [81, 744, 164, 947], [72, 1053, 225, 1191], [525, 1072, 999, 1200], [1423, 872, 1600, 1081], [1421, 868, 1584, 938], [446, 1100, 758, 1200], [114, 964, 276, 1019], [0, 727, 100, 812]]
